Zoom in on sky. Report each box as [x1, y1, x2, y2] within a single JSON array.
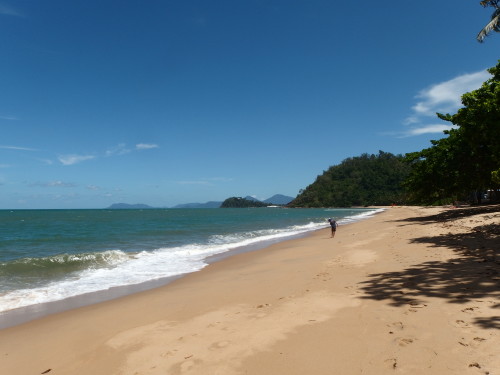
[[1, 0, 499, 209]]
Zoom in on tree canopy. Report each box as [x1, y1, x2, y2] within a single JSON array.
[[404, 61, 500, 204], [288, 151, 410, 207]]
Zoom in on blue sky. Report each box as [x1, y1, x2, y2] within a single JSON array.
[[1, 0, 499, 209]]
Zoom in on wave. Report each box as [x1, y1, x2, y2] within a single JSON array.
[[0, 250, 131, 278], [336, 208, 385, 224]]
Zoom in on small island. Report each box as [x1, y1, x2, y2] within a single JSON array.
[[220, 197, 271, 208]]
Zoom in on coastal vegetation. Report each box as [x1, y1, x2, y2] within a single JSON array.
[[404, 61, 500, 205], [288, 151, 410, 207]]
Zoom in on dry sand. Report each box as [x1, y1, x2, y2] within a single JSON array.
[[0, 205, 498, 375]]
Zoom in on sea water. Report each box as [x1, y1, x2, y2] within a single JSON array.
[[0, 207, 382, 314]]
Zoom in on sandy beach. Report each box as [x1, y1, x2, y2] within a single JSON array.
[[0, 205, 498, 375]]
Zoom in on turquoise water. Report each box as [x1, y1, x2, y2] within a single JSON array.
[[0, 207, 381, 312]]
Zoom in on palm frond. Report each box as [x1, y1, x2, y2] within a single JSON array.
[[480, 0, 500, 8], [477, 12, 500, 42]]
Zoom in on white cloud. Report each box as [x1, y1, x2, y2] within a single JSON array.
[[58, 154, 95, 166], [136, 143, 159, 150], [399, 69, 489, 137], [0, 145, 37, 151], [106, 143, 131, 157], [86, 185, 100, 190], [49, 181, 76, 187], [398, 124, 458, 138], [402, 116, 419, 126], [38, 158, 54, 165], [410, 70, 489, 117]]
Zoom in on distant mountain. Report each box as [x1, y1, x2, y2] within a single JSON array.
[[107, 194, 294, 210], [244, 196, 261, 202], [107, 203, 154, 209], [172, 201, 222, 209], [263, 194, 294, 205]]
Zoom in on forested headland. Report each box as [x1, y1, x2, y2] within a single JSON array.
[[288, 152, 409, 207]]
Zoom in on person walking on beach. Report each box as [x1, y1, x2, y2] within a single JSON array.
[[328, 218, 338, 238]]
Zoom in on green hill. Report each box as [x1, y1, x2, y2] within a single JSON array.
[[289, 151, 410, 207]]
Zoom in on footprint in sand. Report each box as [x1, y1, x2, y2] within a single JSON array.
[[161, 349, 178, 357], [408, 301, 427, 308], [387, 321, 404, 334], [209, 340, 230, 350], [180, 358, 201, 372], [256, 303, 270, 309], [384, 358, 398, 369], [206, 321, 222, 329], [470, 337, 487, 348], [454, 319, 470, 328], [406, 301, 427, 313], [397, 338, 415, 347], [461, 306, 479, 313], [314, 272, 332, 281]]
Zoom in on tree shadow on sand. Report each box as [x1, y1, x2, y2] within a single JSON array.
[[397, 204, 500, 225], [359, 205, 500, 329]]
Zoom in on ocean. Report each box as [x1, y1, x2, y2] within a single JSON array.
[[0, 207, 382, 317]]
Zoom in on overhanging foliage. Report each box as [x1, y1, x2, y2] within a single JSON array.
[[404, 61, 500, 204]]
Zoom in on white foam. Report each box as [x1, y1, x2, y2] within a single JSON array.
[[337, 208, 385, 225]]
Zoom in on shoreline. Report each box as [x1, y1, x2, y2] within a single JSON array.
[[1, 205, 498, 374], [0, 208, 383, 329], [0, 229, 315, 329]]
